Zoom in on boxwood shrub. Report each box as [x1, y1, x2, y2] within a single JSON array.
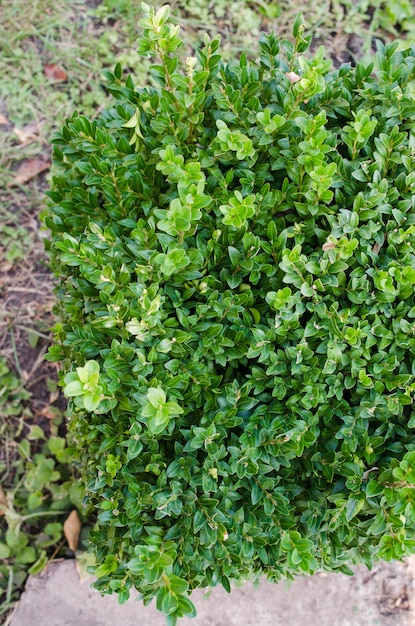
[[44, 4, 415, 623]]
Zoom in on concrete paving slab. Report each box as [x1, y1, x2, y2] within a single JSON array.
[[9, 558, 414, 626]]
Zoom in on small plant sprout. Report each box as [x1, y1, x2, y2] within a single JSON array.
[[63, 360, 104, 411]]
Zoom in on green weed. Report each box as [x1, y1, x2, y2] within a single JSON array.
[[0, 223, 33, 265], [0, 358, 84, 619]]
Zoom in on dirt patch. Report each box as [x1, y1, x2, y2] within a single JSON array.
[[0, 170, 66, 453], [9, 558, 415, 626]]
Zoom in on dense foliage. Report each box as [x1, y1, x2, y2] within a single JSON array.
[[44, 4, 415, 623]]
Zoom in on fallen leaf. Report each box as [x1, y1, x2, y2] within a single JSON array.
[[1, 261, 14, 274], [10, 158, 50, 185], [63, 510, 81, 551], [0, 485, 8, 515], [13, 121, 44, 145], [286, 71, 301, 84], [0, 114, 9, 125], [49, 390, 60, 404], [40, 405, 61, 419], [44, 64, 67, 82]]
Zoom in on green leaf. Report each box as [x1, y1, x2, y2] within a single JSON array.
[[300, 282, 314, 297], [162, 590, 178, 615], [83, 392, 102, 412], [165, 614, 178, 626], [155, 5, 170, 26], [177, 594, 197, 617], [165, 401, 184, 416], [0, 543, 10, 559], [28, 550, 49, 575], [127, 438, 143, 460], [63, 380, 84, 397], [85, 359, 100, 374], [27, 491, 44, 510], [27, 425, 46, 441], [345, 498, 365, 522], [16, 546, 37, 564], [118, 587, 131, 604], [365, 480, 383, 498], [147, 387, 166, 408], [148, 413, 170, 435], [168, 575, 188, 595], [47, 436, 66, 456]]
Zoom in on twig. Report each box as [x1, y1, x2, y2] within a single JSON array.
[[8, 326, 23, 379]]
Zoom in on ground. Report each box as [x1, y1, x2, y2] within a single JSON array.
[[8, 558, 415, 626]]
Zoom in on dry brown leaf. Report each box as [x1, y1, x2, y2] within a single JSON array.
[[13, 121, 43, 145], [1, 261, 14, 274], [322, 239, 337, 252], [63, 510, 81, 551], [286, 71, 301, 84], [44, 64, 67, 82], [10, 157, 50, 185], [0, 114, 9, 125], [49, 390, 60, 404], [0, 485, 8, 515], [40, 405, 61, 419], [372, 235, 385, 255]]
